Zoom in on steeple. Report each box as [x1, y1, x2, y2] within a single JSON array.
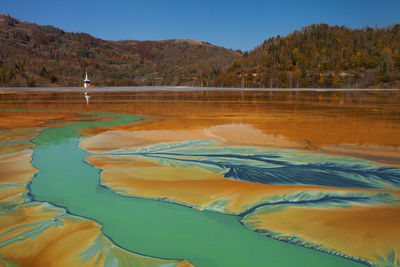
[[84, 71, 90, 88]]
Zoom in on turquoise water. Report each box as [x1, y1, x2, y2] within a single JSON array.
[[29, 111, 365, 266]]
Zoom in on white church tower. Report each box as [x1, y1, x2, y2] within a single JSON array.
[[84, 72, 90, 88]]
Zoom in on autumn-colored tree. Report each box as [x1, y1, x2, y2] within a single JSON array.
[[0, 14, 240, 87], [1, 14, 399, 88], [212, 23, 400, 88]]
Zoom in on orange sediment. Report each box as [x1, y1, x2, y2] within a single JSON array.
[[0, 150, 37, 184], [0, 203, 189, 267], [243, 204, 400, 266], [0, 150, 37, 206], [0, 91, 399, 266], [80, 114, 400, 165], [87, 155, 398, 214], [0, 111, 83, 130], [0, 109, 194, 267]]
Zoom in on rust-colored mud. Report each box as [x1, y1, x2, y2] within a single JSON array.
[[0, 90, 399, 266], [87, 155, 399, 214], [0, 203, 186, 267], [243, 204, 400, 266]]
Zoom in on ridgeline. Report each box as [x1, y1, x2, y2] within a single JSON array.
[[0, 14, 240, 87], [208, 24, 400, 89], [1, 14, 399, 88]]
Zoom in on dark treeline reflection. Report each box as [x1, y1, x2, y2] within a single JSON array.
[[0, 90, 399, 112], [0, 91, 399, 160]]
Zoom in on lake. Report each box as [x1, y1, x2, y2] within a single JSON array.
[[0, 89, 399, 267]]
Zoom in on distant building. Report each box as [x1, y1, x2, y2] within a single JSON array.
[[84, 72, 90, 88]]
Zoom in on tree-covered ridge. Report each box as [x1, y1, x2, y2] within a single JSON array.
[[209, 24, 400, 88], [1, 14, 399, 88], [0, 14, 241, 87]]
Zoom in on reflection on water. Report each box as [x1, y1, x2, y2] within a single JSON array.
[[3, 90, 397, 163], [0, 90, 399, 266]]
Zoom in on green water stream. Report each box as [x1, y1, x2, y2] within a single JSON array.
[[29, 111, 364, 266]]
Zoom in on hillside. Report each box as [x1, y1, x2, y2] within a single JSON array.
[[0, 14, 241, 87], [1, 14, 399, 88], [208, 24, 400, 88]]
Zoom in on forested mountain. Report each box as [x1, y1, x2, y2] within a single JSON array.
[[207, 23, 400, 88], [1, 14, 399, 88], [0, 14, 241, 87]]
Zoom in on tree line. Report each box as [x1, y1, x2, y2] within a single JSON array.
[[1, 14, 399, 88], [203, 24, 400, 88], [0, 14, 240, 87]]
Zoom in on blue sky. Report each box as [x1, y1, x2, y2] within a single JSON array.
[[1, 0, 399, 51]]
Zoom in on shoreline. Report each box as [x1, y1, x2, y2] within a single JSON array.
[[0, 86, 400, 92]]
